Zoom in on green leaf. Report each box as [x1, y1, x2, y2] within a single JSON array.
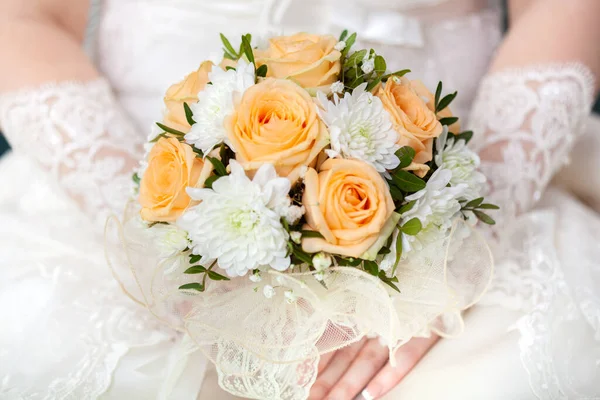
[[436, 91, 457, 113], [382, 69, 411, 81], [281, 217, 290, 232], [184, 265, 208, 274], [335, 257, 363, 267], [220, 33, 238, 58], [256, 64, 268, 78], [465, 197, 484, 208], [366, 77, 382, 92], [374, 55, 386, 76], [395, 146, 416, 169], [183, 102, 195, 126], [455, 130, 474, 143], [207, 270, 231, 281], [225, 66, 236, 71], [223, 52, 237, 61], [400, 218, 422, 236], [301, 230, 325, 239], [132, 172, 141, 185], [345, 50, 367, 69], [439, 117, 459, 126], [391, 170, 426, 193], [380, 276, 401, 293], [206, 156, 227, 176], [363, 260, 379, 276], [479, 203, 500, 210], [339, 29, 348, 41], [192, 147, 204, 158], [389, 185, 404, 202], [179, 283, 205, 292], [398, 200, 416, 214], [392, 232, 403, 276], [434, 81, 442, 110], [149, 133, 167, 143], [241, 34, 255, 65], [341, 32, 357, 58], [156, 122, 186, 137], [292, 246, 313, 266], [474, 210, 496, 225], [203, 175, 220, 189], [378, 246, 391, 255], [189, 254, 202, 264]]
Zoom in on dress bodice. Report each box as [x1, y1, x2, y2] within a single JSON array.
[[94, 0, 503, 133]]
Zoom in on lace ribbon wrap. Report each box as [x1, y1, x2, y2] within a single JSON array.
[[106, 202, 493, 400]]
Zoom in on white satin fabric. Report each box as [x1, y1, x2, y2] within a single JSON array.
[[0, 0, 599, 399]]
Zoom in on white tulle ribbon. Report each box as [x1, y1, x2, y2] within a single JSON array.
[[105, 203, 493, 400]]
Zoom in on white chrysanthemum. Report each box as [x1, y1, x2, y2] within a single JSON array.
[[185, 59, 255, 154], [317, 83, 400, 172], [401, 168, 467, 255], [178, 161, 292, 277], [435, 128, 486, 200]]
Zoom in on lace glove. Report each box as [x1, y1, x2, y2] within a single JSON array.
[[0, 79, 144, 229], [468, 63, 596, 224]]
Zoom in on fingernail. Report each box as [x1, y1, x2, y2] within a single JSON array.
[[361, 388, 377, 400]]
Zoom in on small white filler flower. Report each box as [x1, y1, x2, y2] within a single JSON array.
[[334, 41, 346, 51], [178, 161, 293, 277], [317, 83, 400, 172], [263, 285, 276, 299], [330, 81, 345, 94], [185, 59, 255, 154]]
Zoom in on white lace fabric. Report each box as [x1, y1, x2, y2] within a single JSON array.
[[0, 80, 178, 399], [469, 64, 600, 399], [0, 79, 143, 230], [469, 63, 596, 224]]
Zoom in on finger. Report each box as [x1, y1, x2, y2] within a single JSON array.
[[326, 339, 389, 400], [308, 338, 367, 400], [317, 351, 336, 374], [361, 335, 439, 399]]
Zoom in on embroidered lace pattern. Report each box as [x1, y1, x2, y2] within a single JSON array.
[[469, 64, 599, 399], [0, 79, 143, 230]]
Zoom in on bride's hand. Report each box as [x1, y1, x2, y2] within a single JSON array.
[[308, 335, 439, 400]]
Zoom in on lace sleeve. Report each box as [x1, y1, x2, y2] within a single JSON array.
[[0, 79, 144, 228], [468, 63, 596, 225]]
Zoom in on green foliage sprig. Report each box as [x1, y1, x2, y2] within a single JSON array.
[[460, 197, 499, 225], [179, 257, 230, 293]]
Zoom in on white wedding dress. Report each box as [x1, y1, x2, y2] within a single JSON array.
[[1, 0, 599, 399]]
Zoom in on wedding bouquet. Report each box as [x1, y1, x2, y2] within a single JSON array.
[[106, 30, 496, 400]]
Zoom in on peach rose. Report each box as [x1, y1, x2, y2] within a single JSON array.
[[377, 77, 443, 177], [254, 33, 341, 93], [410, 80, 460, 134], [227, 78, 329, 182], [163, 61, 213, 133], [302, 159, 395, 258], [139, 137, 212, 222]]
